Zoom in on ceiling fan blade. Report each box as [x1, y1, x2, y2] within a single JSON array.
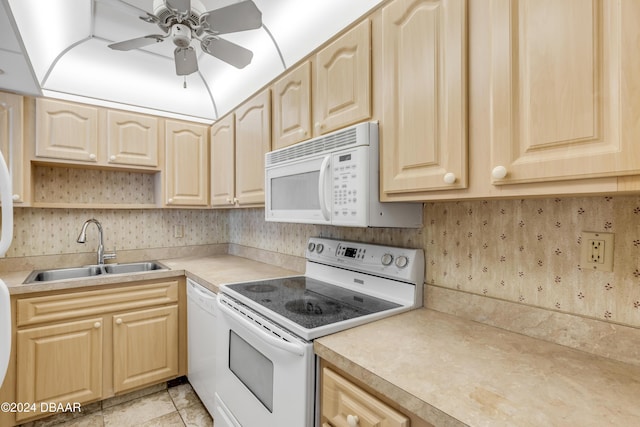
[[201, 37, 253, 69], [165, 0, 191, 17], [108, 35, 165, 51], [174, 47, 199, 75], [201, 0, 262, 35]]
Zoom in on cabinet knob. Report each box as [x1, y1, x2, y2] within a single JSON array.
[[115, 318, 123, 325], [94, 322, 101, 329], [492, 165, 508, 179], [299, 129, 307, 136], [12, 194, 19, 201], [168, 198, 174, 204], [89, 153, 96, 160], [110, 155, 117, 161], [347, 414, 360, 427], [233, 197, 239, 204], [443, 172, 456, 184], [315, 122, 324, 133]]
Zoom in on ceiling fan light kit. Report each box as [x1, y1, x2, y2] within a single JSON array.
[[107, 0, 262, 76]]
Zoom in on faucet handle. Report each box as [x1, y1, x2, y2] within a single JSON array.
[[103, 250, 117, 261]]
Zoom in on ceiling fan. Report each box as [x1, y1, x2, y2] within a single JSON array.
[[108, 0, 262, 76]]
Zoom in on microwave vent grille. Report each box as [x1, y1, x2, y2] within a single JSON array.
[[266, 126, 359, 165]]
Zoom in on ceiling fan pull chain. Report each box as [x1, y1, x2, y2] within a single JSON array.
[[183, 76, 187, 89]]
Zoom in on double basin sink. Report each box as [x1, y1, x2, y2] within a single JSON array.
[[23, 261, 168, 284]]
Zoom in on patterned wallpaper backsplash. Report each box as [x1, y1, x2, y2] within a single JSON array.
[[5, 195, 640, 329], [228, 196, 640, 329], [33, 166, 157, 205], [7, 208, 228, 258]]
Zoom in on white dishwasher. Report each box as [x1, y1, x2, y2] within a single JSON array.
[[187, 278, 217, 416]]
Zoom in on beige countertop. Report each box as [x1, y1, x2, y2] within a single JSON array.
[[315, 308, 640, 427], [3, 254, 299, 295], [7, 254, 639, 426], [160, 254, 300, 293]]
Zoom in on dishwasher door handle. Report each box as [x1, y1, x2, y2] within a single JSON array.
[[217, 297, 307, 357], [188, 281, 217, 301]]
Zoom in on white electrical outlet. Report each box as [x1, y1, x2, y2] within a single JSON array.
[[174, 224, 184, 238], [580, 231, 614, 272]]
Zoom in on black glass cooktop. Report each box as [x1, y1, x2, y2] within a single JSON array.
[[225, 276, 401, 330]]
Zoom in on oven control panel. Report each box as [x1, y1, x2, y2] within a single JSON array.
[[306, 237, 424, 283]]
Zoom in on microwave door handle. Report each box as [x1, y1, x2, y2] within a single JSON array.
[[318, 155, 331, 221]]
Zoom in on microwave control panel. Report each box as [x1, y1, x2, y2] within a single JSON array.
[[332, 148, 368, 224]]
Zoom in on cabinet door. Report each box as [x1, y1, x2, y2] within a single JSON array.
[[314, 20, 371, 136], [235, 90, 271, 206], [322, 368, 409, 427], [112, 305, 178, 393], [35, 98, 99, 163], [272, 61, 312, 149], [16, 318, 103, 422], [165, 120, 209, 206], [0, 92, 26, 203], [489, 0, 640, 184], [211, 114, 236, 207], [379, 0, 467, 196], [106, 110, 159, 168]]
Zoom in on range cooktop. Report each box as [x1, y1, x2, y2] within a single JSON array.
[[220, 237, 424, 340], [225, 276, 401, 330]]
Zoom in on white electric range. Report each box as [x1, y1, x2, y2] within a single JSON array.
[[214, 237, 424, 427]]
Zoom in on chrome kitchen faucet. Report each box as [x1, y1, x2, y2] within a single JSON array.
[[77, 219, 116, 265]]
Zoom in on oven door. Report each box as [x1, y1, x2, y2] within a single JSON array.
[[265, 154, 332, 225], [215, 294, 315, 427]]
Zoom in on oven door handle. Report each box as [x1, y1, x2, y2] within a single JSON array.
[[217, 299, 307, 357], [318, 154, 331, 221]]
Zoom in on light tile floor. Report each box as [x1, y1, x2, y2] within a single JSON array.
[[18, 380, 214, 427]]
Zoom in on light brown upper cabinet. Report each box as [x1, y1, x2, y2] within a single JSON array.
[[378, 0, 467, 199], [106, 110, 159, 168], [35, 98, 161, 170], [272, 62, 312, 150], [488, 0, 640, 185], [35, 98, 100, 163], [234, 89, 271, 206], [210, 113, 236, 207], [0, 92, 29, 204], [314, 19, 371, 136], [271, 21, 371, 151], [164, 120, 209, 206]]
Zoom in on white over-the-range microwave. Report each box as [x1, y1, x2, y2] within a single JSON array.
[[265, 122, 423, 228]]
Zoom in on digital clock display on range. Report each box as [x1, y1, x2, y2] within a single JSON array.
[[343, 247, 357, 258]]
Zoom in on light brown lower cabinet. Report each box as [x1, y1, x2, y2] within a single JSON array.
[[322, 367, 412, 427], [112, 305, 178, 393], [11, 280, 183, 424], [16, 318, 104, 421]]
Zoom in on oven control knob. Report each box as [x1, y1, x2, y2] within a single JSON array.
[[316, 243, 324, 253], [308, 242, 316, 252], [381, 253, 393, 266], [395, 255, 409, 268]]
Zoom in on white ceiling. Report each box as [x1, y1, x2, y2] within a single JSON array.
[[1, 0, 382, 123]]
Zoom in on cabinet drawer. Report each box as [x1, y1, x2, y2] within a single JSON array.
[[322, 367, 409, 427], [17, 281, 179, 326]]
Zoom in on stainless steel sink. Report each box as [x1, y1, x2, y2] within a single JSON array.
[[103, 262, 166, 275], [23, 261, 167, 284]]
